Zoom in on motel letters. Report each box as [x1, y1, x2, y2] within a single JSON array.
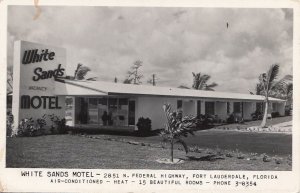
[[22, 49, 55, 64], [32, 63, 65, 81], [20, 95, 62, 109]]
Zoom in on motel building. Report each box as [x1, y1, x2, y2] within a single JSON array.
[[11, 41, 286, 132]]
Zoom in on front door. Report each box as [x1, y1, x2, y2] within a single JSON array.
[[128, 100, 136, 126]]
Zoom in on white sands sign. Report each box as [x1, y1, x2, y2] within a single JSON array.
[[12, 40, 66, 130]]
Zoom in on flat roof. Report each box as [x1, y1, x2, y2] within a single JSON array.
[[54, 79, 285, 102]]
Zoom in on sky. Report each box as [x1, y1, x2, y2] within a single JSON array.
[[7, 6, 293, 93]]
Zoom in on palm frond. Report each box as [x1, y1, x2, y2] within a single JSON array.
[[86, 77, 97, 81], [270, 72, 292, 92], [178, 85, 190, 89], [267, 64, 279, 88], [207, 82, 218, 88], [286, 83, 293, 95], [256, 83, 265, 95], [283, 75, 293, 81], [176, 139, 189, 154], [205, 82, 218, 91], [75, 66, 91, 80], [192, 72, 201, 89], [163, 104, 174, 131], [198, 74, 210, 90]]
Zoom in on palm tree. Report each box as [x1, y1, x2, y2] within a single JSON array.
[[271, 75, 293, 110], [123, 78, 133, 84], [271, 75, 293, 99], [160, 104, 196, 162], [192, 72, 218, 91], [73, 63, 97, 80], [284, 82, 293, 101], [259, 64, 280, 127]]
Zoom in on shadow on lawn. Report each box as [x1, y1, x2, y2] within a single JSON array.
[[70, 125, 216, 137], [186, 155, 225, 162], [69, 127, 166, 137]]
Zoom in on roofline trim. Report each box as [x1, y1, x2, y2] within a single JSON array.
[[108, 92, 285, 102], [55, 78, 108, 95]]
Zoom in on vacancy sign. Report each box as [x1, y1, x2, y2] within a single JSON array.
[[12, 40, 66, 129]]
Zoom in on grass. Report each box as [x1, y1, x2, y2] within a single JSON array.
[[6, 134, 291, 170], [87, 129, 292, 156], [213, 116, 292, 130]]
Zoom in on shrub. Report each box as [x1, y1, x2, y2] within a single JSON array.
[[195, 114, 214, 127], [285, 105, 292, 116], [136, 117, 152, 136], [16, 115, 48, 137], [36, 114, 47, 135], [48, 114, 68, 134], [271, 112, 280, 118], [57, 118, 67, 134], [227, 113, 235, 123], [17, 118, 38, 137], [251, 110, 263, 121], [6, 111, 14, 137]]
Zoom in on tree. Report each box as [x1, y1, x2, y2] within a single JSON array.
[[123, 78, 133, 84], [259, 64, 280, 127], [248, 83, 264, 95], [7, 66, 13, 95], [160, 104, 196, 162], [283, 82, 293, 101], [124, 60, 143, 84], [270, 75, 293, 99], [192, 72, 218, 91], [73, 63, 95, 80]]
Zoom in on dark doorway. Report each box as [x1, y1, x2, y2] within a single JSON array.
[[128, 100, 135, 125]]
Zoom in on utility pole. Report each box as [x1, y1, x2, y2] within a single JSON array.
[[152, 74, 156, 86], [148, 74, 157, 86]]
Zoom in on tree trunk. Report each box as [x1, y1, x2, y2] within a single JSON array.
[[171, 141, 174, 162], [261, 101, 269, 128]]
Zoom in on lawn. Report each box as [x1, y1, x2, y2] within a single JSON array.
[[212, 116, 292, 130], [6, 134, 292, 170], [103, 130, 291, 156], [82, 116, 293, 156]]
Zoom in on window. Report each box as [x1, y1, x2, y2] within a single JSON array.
[[234, 102, 241, 113], [256, 102, 263, 113], [75, 97, 132, 126], [205, 102, 215, 115], [75, 97, 88, 124], [88, 98, 98, 124], [197, 100, 201, 116], [177, 100, 183, 109], [128, 100, 135, 125], [272, 103, 277, 112], [98, 97, 108, 125], [118, 98, 129, 126], [227, 102, 230, 114]]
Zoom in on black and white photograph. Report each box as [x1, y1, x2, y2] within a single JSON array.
[[1, 0, 299, 192]]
